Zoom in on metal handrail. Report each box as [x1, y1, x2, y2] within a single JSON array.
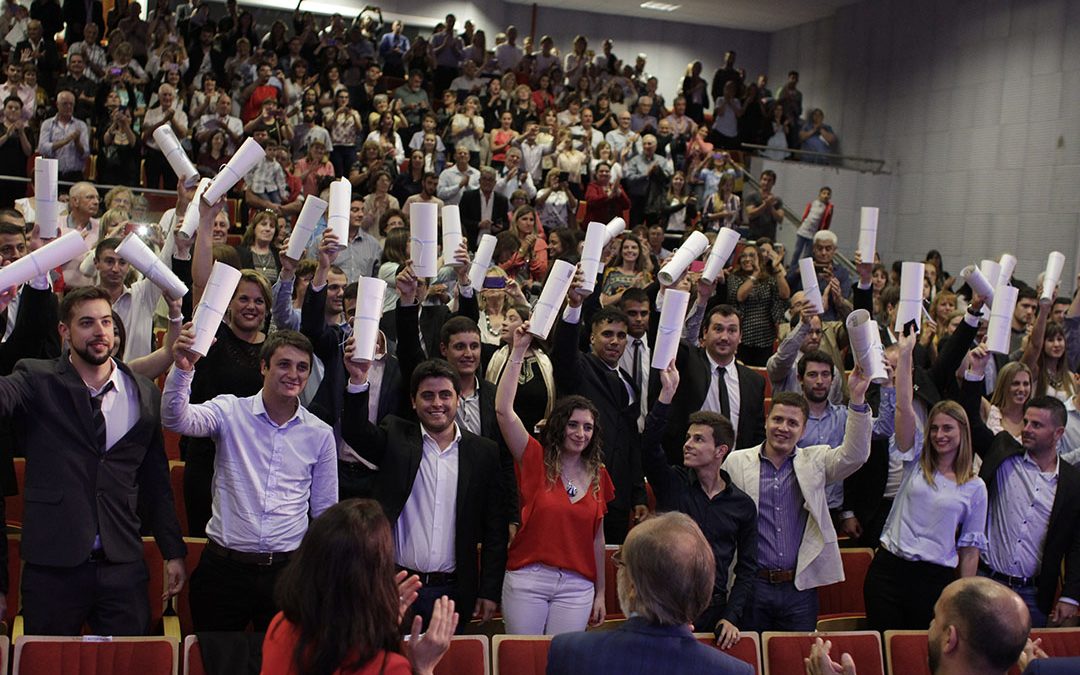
[[741, 143, 889, 174], [0, 174, 179, 196]]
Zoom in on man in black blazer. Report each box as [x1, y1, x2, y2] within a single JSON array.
[[961, 346, 1080, 628], [341, 356, 507, 631], [459, 169, 510, 249], [662, 298, 766, 463], [0, 287, 186, 634]]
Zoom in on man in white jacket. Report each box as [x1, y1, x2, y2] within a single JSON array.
[[723, 365, 872, 631]]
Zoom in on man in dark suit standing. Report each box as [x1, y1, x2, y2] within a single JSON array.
[[0, 287, 186, 634], [546, 511, 752, 675], [459, 168, 509, 248], [664, 295, 766, 462], [341, 354, 507, 630]]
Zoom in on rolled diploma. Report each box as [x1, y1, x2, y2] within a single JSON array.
[[115, 232, 188, 299], [651, 289, 690, 369], [528, 259, 577, 340], [895, 261, 925, 333], [703, 228, 740, 283], [1043, 251, 1066, 300], [959, 264, 995, 306], [468, 234, 497, 288], [846, 309, 888, 384], [410, 202, 439, 278], [579, 221, 608, 292], [153, 124, 201, 187], [327, 178, 352, 246], [286, 195, 328, 260], [0, 230, 88, 290], [980, 260, 1000, 290], [657, 230, 710, 286], [179, 178, 212, 238], [351, 277, 387, 361], [442, 205, 464, 265], [857, 207, 878, 263], [603, 217, 626, 246], [997, 253, 1017, 288], [34, 157, 59, 238], [202, 137, 265, 204], [986, 285, 1019, 355], [190, 262, 242, 356], [800, 257, 824, 314]]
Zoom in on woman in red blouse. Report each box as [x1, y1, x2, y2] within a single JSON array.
[[260, 499, 456, 675], [495, 323, 613, 635]]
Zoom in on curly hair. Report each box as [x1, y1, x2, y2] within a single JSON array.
[[539, 395, 605, 495]]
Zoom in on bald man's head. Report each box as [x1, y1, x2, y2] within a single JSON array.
[[928, 577, 1029, 674]]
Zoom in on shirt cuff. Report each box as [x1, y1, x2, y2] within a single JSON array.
[[28, 274, 50, 291], [963, 371, 985, 382], [964, 311, 980, 327], [346, 381, 370, 393], [310, 282, 326, 293], [562, 304, 582, 324], [1058, 597, 1079, 606], [848, 402, 870, 414], [839, 511, 855, 521], [857, 281, 871, 290], [459, 283, 475, 298]]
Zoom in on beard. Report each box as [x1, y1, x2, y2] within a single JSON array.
[[805, 388, 830, 404], [73, 341, 112, 366]]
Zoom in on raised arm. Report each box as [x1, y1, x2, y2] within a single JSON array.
[[190, 196, 225, 307], [494, 325, 533, 461], [1021, 296, 1052, 375], [821, 365, 873, 483], [160, 323, 224, 438], [894, 327, 918, 453], [341, 336, 389, 466], [767, 305, 815, 386], [960, 343, 998, 454], [641, 361, 680, 499]]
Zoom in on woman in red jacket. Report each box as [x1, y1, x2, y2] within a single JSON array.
[[583, 161, 630, 225]]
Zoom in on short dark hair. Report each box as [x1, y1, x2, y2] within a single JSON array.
[[95, 236, 123, 260], [1017, 285, 1038, 302], [590, 306, 629, 331], [686, 411, 734, 450], [760, 169, 776, 181], [3, 95, 22, 109], [259, 329, 314, 368], [797, 349, 834, 378], [0, 222, 25, 238], [408, 68, 424, 80], [61, 286, 112, 324], [440, 316, 480, 347], [770, 391, 809, 422], [702, 304, 741, 338], [881, 286, 900, 312], [618, 287, 650, 307], [410, 359, 460, 398], [948, 583, 1029, 671], [1053, 296, 1071, 307], [1024, 396, 1067, 429]]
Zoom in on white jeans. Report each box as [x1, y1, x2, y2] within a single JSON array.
[[501, 563, 595, 635]]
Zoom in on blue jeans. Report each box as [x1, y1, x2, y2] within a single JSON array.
[[791, 234, 814, 263], [744, 577, 819, 632], [977, 570, 1047, 627]]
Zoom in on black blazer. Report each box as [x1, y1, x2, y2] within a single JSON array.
[[551, 318, 645, 511], [459, 189, 509, 249], [0, 358, 185, 570], [341, 395, 508, 610], [381, 293, 480, 361], [960, 379, 1080, 614]]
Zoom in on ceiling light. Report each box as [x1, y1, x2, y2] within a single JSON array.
[[640, 1, 681, 10]]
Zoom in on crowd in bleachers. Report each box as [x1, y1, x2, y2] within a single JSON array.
[[0, 3, 1079, 675]]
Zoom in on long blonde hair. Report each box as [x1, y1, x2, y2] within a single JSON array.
[[989, 362, 1032, 411], [921, 401, 976, 487]]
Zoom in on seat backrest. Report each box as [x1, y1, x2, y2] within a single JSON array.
[[4, 458, 25, 528], [14, 636, 179, 675], [433, 636, 489, 675], [169, 461, 187, 537], [175, 538, 207, 636], [183, 635, 204, 675], [7, 534, 20, 620], [884, 630, 930, 675], [492, 636, 552, 675], [1030, 628, 1080, 657], [763, 631, 883, 675], [817, 548, 874, 617], [696, 632, 762, 674], [143, 538, 167, 628]]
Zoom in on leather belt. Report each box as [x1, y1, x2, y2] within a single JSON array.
[[757, 568, 796, 584], [979, 563, 1034, 589], [207, 539, 293, 567], [398, 566, 457, 586], [88, 549, 108, 563]]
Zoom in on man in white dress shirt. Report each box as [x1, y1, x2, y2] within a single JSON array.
[[437, 147, 481, 206]]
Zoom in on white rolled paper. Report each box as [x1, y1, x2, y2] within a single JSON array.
[[997, 253, 1017, 288], [895, 261, 925, 333], [980, 260, 1001, 291], [800, 257, 824, 314], [986, 285, 1019, 355], [703, 228, 741, 283], [327, 178, 352, 247], [34, 157, 59, 239], [203, 137, 266, 204], [114, 232, 188, 299], [651, 289, 690, 370], [846, 309, 888, 384], [959, 264, 995, 306], [857, 207, 878, 264], [0, 230, 88, 290], [603, 217, 626, 246], [528, 259, 577, 340], [1043, 251, 1066, 300], [579, 221, 608, 293], [153, 124, 201, 188], [286, 195, 328, 260], [442, 205, 464, 266], [410, 202, 439, 278], [190, 262, 243, 356], [179, 178, 212, 238], [351, 277, 387, 361], [657, 231, 710, 286], [468, 234, 497, 288]]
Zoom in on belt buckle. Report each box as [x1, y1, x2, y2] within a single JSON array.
[[258, 551, 274, 566], [768, 569, 784, 584]]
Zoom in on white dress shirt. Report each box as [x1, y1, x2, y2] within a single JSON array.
[[618, 335, 650, 431], [92, 359, 140, 451], [395, 424, 461, 573], [705, 351, 741, 437]]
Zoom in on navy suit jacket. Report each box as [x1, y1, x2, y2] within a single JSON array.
[[546, 617, 753, 675], [1024, 657, 1080, 674]]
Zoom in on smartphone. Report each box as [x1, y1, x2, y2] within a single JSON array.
[[482, 276, 507, 290], [689, 260, 706, 273], [559, 171, 570, 183], [110, 67, 123, 76]]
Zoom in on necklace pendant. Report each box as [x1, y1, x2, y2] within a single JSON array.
[[566, 480, 578, 497]]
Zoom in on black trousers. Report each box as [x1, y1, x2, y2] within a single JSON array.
[[864, 548, 956, 631], [338, 459, 377, 500], [189, 546, 287, 632], [183, 442, 215, 538], [604, 506, 630, 545], [694, 597, 728, 637], [145, 148, 178, 190], [22, 557, 150, 635]]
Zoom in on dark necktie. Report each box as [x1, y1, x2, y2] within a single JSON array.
[[90, 382, 115, 453], [716, 366, 731, 419], [631, 339, 642, 391]]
